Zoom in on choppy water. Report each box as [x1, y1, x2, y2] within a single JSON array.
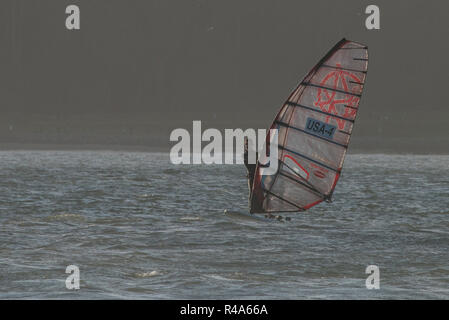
[[0, 151, 448, 299]]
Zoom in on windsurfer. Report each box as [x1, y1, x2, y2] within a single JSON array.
[[243, 137, 257, 195], [244, 137, 266, 214]]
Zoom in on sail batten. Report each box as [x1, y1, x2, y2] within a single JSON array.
[[278, 171, 325, 199], [321, 64, 367, 73], [278, 145, 340, 173], [303, 82, 362, 97], [250, 38, 368, 214], [285, 102, 355, 123]]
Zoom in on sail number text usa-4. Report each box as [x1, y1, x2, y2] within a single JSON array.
[[305, 117, 336, 139]]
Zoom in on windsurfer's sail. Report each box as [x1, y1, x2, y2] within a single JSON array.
[[250, 38, 368, 213]]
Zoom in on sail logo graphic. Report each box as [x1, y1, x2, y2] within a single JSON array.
[[314, 64, 362, 130], [169, 121, 279, 175]]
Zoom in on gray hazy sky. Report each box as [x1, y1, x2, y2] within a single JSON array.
[[0, 0, 448, 152]]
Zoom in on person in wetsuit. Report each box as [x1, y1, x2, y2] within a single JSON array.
[[243, 137, 276, 218], [244, 136, 268, 214], [243, 137, 257, 196]]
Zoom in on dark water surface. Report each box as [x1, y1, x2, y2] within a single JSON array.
[[0, 151, 448, 299]]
